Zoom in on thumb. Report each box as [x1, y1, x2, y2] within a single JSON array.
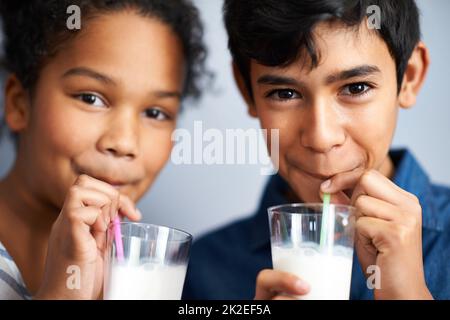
[[319, 189, 351, 205]]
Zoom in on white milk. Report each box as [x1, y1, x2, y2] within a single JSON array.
[[104, 262, 187, 300], [271, 244, 353, 300]]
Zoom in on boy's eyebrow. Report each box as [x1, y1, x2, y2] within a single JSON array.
[[62, 67, 117, 86], [325, 65, 381, 84], [257, 75, 302, 86], [256, 65, 381, 87]]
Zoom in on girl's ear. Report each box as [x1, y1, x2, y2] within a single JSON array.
[[4, 74, 31, 133], [232, 62, 257, 118], [398, 41, 430, 109]]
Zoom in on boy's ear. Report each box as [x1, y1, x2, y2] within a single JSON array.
[[232, 62, 257, 117], [398, 41, 430, 109], [4, 74, 31, 133]]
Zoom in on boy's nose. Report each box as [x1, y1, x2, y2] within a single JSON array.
[[97, 111, 139, 160], [300, 99, 346, 153]]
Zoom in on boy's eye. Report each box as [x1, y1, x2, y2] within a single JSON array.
[[76, 93, 106, 107], [143, 108, 170, 121], [340, 83, 372, 96], [267, 89, 302, 101]]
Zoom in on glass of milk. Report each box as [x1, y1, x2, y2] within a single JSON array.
[[103, 222, 192, 300], [268, 203, 356, 300]]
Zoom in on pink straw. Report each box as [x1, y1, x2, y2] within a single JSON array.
[[113, 216, 124, 262]]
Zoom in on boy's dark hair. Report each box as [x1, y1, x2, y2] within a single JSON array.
[[223, 0, 421, 98], [0, 0, 208, 142]]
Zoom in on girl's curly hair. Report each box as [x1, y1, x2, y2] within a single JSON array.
[[0, 0, 208, 141]]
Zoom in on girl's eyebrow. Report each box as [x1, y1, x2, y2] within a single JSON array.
[[62, 66, 182, 99], [62, 67, 117, 86], [154, 91, 182, 100]]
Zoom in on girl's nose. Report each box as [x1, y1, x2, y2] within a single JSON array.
[[97, 110, 139, 160]]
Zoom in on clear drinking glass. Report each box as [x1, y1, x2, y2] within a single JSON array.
[[268, 203, 356, 300], [104, 222, 192, 300]]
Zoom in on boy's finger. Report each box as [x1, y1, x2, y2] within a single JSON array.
[[273, 295, 299, 300], [255, 269, 310, 300], [354, 195, 397, 221], [320, 167, 364, 194], [350, 170, 410, 206], [320, 190, 350, 205], [355, 216, 392, 252]]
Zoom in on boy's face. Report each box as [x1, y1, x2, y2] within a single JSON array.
[[18, 11, 185, 207], [248, 22, 400, 202]]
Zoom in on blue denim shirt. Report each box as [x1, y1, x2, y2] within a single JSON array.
[[183, 149, 450, 300]]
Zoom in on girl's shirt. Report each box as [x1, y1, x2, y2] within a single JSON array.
[[0, 241, 31, 299]]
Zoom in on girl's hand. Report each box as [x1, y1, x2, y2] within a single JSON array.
[[35, 174, 141, 299]]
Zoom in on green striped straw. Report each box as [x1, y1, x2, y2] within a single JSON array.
[[319, 193, 331, 252]]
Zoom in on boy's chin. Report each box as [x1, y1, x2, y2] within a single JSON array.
[[286, 183, 322, 204]]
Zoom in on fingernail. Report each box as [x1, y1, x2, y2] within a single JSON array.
[[136, 208, 142, 219], [321, 179, 331, 191], [295, 279, 310, 293]]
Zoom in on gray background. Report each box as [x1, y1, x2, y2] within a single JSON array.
[[1, 0, 449, 238]]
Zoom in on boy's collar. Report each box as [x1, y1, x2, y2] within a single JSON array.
[[250, 148, 439, 251]]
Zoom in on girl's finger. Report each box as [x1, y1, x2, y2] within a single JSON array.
[[64, 186, 112, 210], [75, 175, 137, 220], [118, 194, 141, 221]]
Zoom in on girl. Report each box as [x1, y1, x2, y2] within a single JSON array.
[[0, 0, 206, 299]]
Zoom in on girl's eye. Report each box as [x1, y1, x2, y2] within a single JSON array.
[[340, 83, 372, 96], [144, 108, 170, 121], [267, 89, 302, 101], [76, 93, 106, 107]]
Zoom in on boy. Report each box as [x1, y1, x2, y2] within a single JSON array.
[[183, 0, 449, 299]]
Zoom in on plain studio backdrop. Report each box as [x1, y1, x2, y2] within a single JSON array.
[[1, 0, 449, 238]]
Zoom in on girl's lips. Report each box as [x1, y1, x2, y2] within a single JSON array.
[[74, 169, 134, 187], [73, 163, 142, 187]]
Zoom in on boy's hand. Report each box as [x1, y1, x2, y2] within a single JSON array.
[[254, 269, 310, 300], [321, 169, 433, 300], [35, 175, 141, 300]]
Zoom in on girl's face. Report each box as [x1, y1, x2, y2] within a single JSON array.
[[18, 10, 185, 207]]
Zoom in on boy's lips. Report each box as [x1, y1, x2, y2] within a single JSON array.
[[301, 170, 333, 181], [296, 164, 363, 182]]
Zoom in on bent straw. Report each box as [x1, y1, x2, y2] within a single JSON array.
[[113, 216, 124, 262], [319, 193, 331, 253]]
